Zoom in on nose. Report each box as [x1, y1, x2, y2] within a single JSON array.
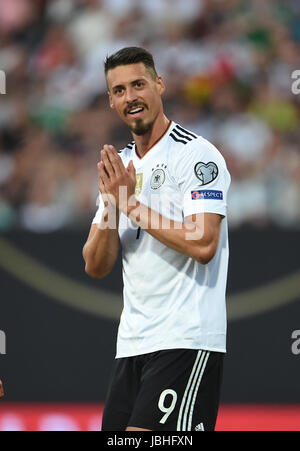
[[125, 86, 138, 105]]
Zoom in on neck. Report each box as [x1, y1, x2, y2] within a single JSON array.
[[132, 113, 170, 158]]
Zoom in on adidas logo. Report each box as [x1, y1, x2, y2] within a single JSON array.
[[195, 423, 205, 431]]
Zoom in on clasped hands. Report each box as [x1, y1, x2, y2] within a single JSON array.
[[98, 145, 138, 216]]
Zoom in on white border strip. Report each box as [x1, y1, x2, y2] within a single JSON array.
[[187, 351, 210, 431], [177, 350, 203, 431]]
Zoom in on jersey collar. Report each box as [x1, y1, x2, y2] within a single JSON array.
[[133, 120, 173, 162]]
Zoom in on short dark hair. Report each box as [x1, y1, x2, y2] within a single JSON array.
[[104, 47, 158, 80]]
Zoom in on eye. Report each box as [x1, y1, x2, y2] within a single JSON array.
[[134, 81, 144, 88], [114, 87, 124, 95]]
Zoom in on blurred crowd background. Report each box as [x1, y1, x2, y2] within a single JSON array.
[[0, 0, 300, 233]]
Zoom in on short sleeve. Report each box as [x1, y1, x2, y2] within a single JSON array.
[[92, 192, 105, 224], [173, 138, 231, 218]]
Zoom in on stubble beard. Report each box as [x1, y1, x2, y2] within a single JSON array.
[[130, 118, 154, 136]]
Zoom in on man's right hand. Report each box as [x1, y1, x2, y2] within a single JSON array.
[[0, 379, 4, 398]]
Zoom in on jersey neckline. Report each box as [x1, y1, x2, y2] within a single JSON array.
[[134, 120, 173, 161]]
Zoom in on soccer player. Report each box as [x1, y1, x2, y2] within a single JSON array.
[[83, 47, 231, 431]]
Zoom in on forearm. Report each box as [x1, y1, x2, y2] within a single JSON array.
[[126, 201, 212, 263], [83, 207, 120, 278], [96, 146, 220, 264]]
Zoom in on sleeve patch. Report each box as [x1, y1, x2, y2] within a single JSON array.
[[191, 190, 223, 200], [194, 162, 219, 186]]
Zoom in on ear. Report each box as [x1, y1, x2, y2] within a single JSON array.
[[108, 92, 115, 110], [156, 76, 166, 96]]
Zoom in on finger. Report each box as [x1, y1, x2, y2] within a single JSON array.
[[98, 161, 109, 187], [99, 182, 110, 207], [98, 160, 108, 178], [101, 147, 115, 178], [98, 174, 112, 208], [106, 146, 124, 177], [98, 172, 106, 194], [127, 160, 136, 176]]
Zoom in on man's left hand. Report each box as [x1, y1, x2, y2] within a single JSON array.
[[98, 145, 137, 214]]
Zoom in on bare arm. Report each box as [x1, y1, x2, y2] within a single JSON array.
[[83, 145, 121, 279], [83, 213, 120, 279], [129, 205, 222, 264], [99, 145, 222, 265]]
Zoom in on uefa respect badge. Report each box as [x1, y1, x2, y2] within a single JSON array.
[[191, 190, 223, 200], [0, 71, 6, 94]]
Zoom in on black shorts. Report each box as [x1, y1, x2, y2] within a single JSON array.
[[101, 349, 224, 431]]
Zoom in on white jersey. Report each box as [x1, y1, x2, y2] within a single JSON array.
[[92, 121, 231, 358]]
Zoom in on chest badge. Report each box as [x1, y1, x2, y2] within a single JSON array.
[[150, 164, 167, 190], [135, 173, 143, 195]]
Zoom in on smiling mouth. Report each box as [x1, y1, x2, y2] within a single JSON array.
[[126, 105, 146, 117]]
